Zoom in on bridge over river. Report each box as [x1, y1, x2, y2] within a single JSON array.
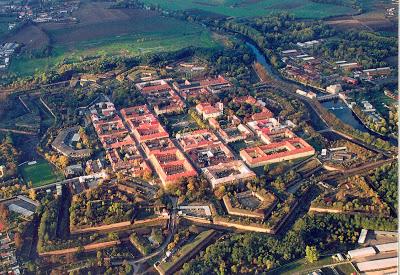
[[317, 94, 339, 102]]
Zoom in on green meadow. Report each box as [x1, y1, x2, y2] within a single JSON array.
[[20, 158, 63, 187], [9, 10, 220, 76]]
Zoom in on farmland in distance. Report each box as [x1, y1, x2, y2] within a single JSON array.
[[6, 2, 221, 76], [140, 0, 358, 19]]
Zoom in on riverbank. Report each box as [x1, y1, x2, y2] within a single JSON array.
[[244, 39, 397, 148], [326, 96, 397, 145]]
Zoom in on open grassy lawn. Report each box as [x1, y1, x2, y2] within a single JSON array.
[[9, 3, 221, 76], [140, 0, 357, 19], [20, 158, 63, 187]]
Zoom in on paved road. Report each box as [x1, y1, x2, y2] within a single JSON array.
[[31, 176, 80, 191]]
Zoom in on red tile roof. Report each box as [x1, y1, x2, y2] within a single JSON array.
[[177, 129, 219, 151], [196, 102, 222, 115], [141, 83, 172, 93], [199, 75, 230, 87], [240, 137, 315, 166], [149, 148, 197, 186], [120, 105, 151, 119], [133, 122, 169, 143]]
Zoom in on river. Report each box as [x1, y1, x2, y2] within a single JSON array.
[[245, 40, 397, 145], [320, 99, 367, 132]]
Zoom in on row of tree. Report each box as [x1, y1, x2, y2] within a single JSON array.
[[0, 133, 20, 178]]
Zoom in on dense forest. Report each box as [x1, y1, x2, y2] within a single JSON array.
[[249, 14, 334, 48], [367, 162, 398, 210]]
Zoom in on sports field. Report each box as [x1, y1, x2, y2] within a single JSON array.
[[8, 3, 221, 76], [140, 0, 357, 19], [20, 159, 63, 187]]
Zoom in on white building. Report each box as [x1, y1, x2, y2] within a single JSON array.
[[356, 257, 398, 272], [375, 242, 398, 253], [306, 92, 317, 99], [296, 89, 307, 96], [326, 84, 342, 94], [347, 247, 376, 259], [0, 165, 5, 178], [358, 229, 368, 244]]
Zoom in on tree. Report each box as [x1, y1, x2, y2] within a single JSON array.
[[214, 185, 226, 199], [26, 261, 36, 273], [85, 202, 94, 220], [150, 228, 163, 245], [167, 242, 176, 251], [97, 250, 104, 266], [305, 245, 319, 263], [263, 164, 270, 174], [0, 203, 9, 229], [108, 232, 119, 241], [123, 260, 132, 274], [14, 232, 22, 249], [143, 170, 152, 181], [29, 189, 37, 201], [58, 155, 69, 168]]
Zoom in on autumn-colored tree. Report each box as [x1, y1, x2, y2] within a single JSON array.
[[58, 155, 69, 169], [29, 188, 37, 201], [167, 242, 175, 251], [0, 203, 9, 230], [14, 232, 22, 249], [143, 170, 152, 181], [214, 185, 226, 200]]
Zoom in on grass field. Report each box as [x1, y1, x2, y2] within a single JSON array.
[[10, 31, 217, 76], [272, 256, 333, 274], [140, 0, 357, 19], [20, 158, 63, 187], [8, 3, 221, 76]]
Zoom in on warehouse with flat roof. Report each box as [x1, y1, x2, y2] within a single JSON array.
[[375, 242, 398, 253], [347, 247, 376, 259], [356, 257, 398, 272]]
